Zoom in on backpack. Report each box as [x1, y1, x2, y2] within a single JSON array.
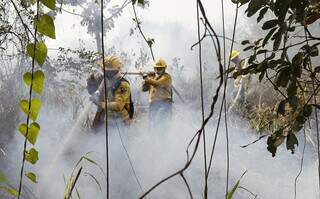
[[111, 78, 134, 119]]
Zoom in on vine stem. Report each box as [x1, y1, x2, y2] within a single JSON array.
[[196, 1, 208, 198], [139, 0, 224, 197], [99, 0, 110, 198], [132, 2, 155, 61], [218, 0, 231, 197], [17, 0, 40, 198]]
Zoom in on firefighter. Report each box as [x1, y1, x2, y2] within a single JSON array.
[[142, 58, 172, 126], [87, 55, 133, 129], [229, 50, 250, 109]]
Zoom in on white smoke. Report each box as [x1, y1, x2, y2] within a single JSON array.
[[1, 0, 320, 198]]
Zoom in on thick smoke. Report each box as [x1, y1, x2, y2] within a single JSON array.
[[1, 0, 320, 198], [1, 98, 319, 198]]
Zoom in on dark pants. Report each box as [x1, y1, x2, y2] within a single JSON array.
[[149, 100, 172, 129]]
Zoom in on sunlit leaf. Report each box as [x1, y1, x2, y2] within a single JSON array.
[[26, 172, 38, 183], [19, 99, 42, 121], [25, 148, 39, 164], [40, 0, 56, 10], [226, 171, 247, 199], [26, 42, 48, 66], [19, 122, 40, 145], [23, 71, 45, 95], [35, 14, 56, 39], [0, 186, 18, 196]]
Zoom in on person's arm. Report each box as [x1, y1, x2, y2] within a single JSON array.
[[141, 81, 150, 92], [144, 74, 171, 87], [86, 73, 103, 95], [101, 81, 130, 111]]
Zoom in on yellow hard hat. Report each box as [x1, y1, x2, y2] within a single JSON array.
[[229, 50, 240, 61], [100, 55, 122, 70], [153, 58, 167, 68]]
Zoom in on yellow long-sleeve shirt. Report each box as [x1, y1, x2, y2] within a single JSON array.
[[142, 73, 172, 103]]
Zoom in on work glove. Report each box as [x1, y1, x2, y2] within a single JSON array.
[[90, 90, 101, 106]]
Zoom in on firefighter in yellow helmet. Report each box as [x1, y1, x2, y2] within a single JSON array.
[[87, 55, 133, 129], [229, 50, 250, 109], [142, 58, 172, 126]]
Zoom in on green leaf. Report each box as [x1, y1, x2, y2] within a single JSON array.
[[273, 29, 283, 51], [303, 105, 313, 117], [291, 53, 303, 78], [227, 180, 240, 199], [226, 171, 247, 199], [147, 38, 154, 48], [267, 135, 278, 157], [19, 99, 42, 121], [274, 0, 290, 22], [19, 122, 40, 145], [231, 0, 250, 6], [241, 40, 250, 45], [262, 19, 278, 30], [26, 42, 48, 66], [257, 7, 268, 22], [35, 14, 56, 39], [292, 52, 303, 66], [138, 0, 145, 5], [40, 0, 56, 10], [286, 133, 298, 154], [288, 96, 298, 111], [262, 27, 277, 47], [246, 0, 267, 17], [310, 46, 319, 57], [277, 100, 286, 115], [292, 120, 303, 132], [287, 81, 297, 96], [256, 49, 268, 55], [0, 186, 18, 196], [25, 148, 39, 164], [243, 45, 254, 51], [26, 172, 38, 183], [275, 67, 290, 88], [23, 71, 45, 95], [259, 71, 265, 82], [82, 156, 97, 165]]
